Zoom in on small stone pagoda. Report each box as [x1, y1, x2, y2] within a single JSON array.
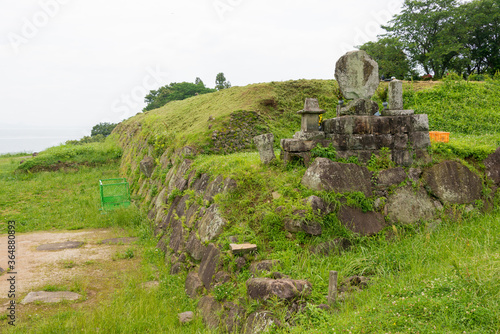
[[281, 50, 431, 166]]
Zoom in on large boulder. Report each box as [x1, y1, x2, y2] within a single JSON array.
[[334, 50, 379, 100], [244, 311, 281, 334], [198, 296, 222, 329], [198, 204, 227, 243], [246, 278, 312, 301], [301, 158, 373, 197], [377, 167, 407, 188], [484, 147, 500, 185], [139, 156, 155, 178], [198, 244, 221, 289], [185, 271, 204, 298], [423, 161, 482, 204], [386, 186, 436, 224], [337, 206, 385, 236]]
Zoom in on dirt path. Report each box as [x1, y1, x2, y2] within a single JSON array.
[[0, 229, 135, 298]]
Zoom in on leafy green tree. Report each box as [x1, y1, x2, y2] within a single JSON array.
[[383, 0, 462, 78], [143, 79, 216, 112], [358, 37, 416, 79], [91, 122, 117, 137], [215, 72, 231, 91], [456, 0, 500, 75]]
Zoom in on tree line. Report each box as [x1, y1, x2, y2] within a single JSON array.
[[360, 0, 500, 79], [143, 73, 231, 112]]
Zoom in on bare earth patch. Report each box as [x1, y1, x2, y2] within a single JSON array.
[[0, 229, 138, 302]]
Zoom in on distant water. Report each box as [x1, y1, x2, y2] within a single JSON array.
[[0, 127, 91, 155]]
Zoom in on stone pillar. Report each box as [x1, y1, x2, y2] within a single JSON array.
[[253, 133, 276, 164], [328, 270, 338, 305], [388, 79, 403, 110]]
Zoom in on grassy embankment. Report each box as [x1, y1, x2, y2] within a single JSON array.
[[0, 146, 210, 333], [1, 77, 500, 333]]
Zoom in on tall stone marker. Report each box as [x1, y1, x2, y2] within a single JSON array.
[[388, 79, 403, 110], [335, 50, 379, 100], [335, 50, 380, 116], [254, 133, 276, 164]]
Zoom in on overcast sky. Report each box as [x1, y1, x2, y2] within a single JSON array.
[[0, 0, 403, 135]]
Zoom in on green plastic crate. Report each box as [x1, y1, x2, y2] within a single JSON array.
[[99, 178, 131, 211]]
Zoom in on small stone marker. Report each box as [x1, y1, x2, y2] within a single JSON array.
[[230, 243, 257, 254], [297, 98, 325, 132], [388, 79, 404, 110], [253, 133, 276, 164], [101, 237, 138, 245], [21, 291, 81, 304], [37, 241, 83, 251], [179, 311, 194, 324], [328, 271, 338, 305]]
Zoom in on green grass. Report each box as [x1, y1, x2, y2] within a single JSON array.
[[16, 140, 122, 172]]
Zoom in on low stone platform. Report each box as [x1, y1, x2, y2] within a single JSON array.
[[281, 114, 430, 166]]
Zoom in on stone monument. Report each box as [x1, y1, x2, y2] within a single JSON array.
[[280, 51, 431, 167], [335, 50, 380, 116]]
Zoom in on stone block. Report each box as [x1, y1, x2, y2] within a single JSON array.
[[293, 131, 325, 140], [353, 116, 374, 134], [281, 139, 316, 152], [199, 244, 221, 290], [381, 110, 414, 116], [392, 150, 413, 167], [301, 158, 373, 197], [322, 118, 339, 133], [339, 99, 379, 116], [411, 131, 431, 149], [394, 134, 409, 150], [372, 117, 392, 134], [357, 150, 374, 163], [336, 116, 355, 134], [139, 156, 155, 178], [337, 206, 385, 236], [185, 271, 204, 298], [246, 278, 312, 301], [230, 243, 257, 254], [386, 186, 436, 224], [391, 116, 411, 134], [329, 134, 349, 150], [484, 147, 500, 185], [348, 134, 377, 150], [377, 167, 407, 187], [198, 204, 226, 243], [410, 114, 430, 132], [374, 134, 393, 149], [423, 161, 482, 204]]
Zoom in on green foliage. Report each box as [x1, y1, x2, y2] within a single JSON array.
[[143, 80, 216, 112], [91, 122, 117, 137], [311, 143, 337, 160], [367, 147, 395, 171], [213, 282, 236, 302], [358, 37, 416, 80], [16, 141, 122, 172], [66, 134, 105, 145], [215, 72, 231, 91], [382, 0, 500, 77], [403, 80, 500, 136]]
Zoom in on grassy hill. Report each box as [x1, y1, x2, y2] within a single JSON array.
[[3, 78, 500, 333]]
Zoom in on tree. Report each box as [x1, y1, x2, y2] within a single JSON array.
[[456, 0, 500, 75], [215, 72, 231, 90], [91, 122, 117, 137], [383, 0, 463, 78], [143, 79, 216, 112], [358, 37, 416, 79]]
